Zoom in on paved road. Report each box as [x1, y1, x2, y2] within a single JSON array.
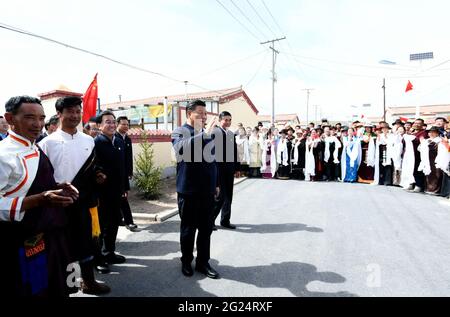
[[87, 179, 450, 297]]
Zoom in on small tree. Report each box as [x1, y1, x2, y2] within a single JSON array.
[[134, 134, 163, 199]]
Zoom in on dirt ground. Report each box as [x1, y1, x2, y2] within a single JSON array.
[[128, 177, 177, 214]]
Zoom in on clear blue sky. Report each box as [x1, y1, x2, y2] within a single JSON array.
[[1, 0, 450, 121]]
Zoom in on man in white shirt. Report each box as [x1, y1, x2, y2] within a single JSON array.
[[39, 96, 110, 295]]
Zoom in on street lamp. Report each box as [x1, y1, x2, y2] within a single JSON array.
[[378, 60, 397, 122]]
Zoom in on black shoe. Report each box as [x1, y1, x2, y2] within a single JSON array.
[[195, 264, 220, 279], [104, 253, 126, 264], [181, 263, 194, 277], [81, 280, 111, 295], [221, 223, 236, 230], [95, 262, 110, 274], [126, 224, 140, 232]]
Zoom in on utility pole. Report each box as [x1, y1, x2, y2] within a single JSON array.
[[261, 37, 286, 126], [314, 105, 319, 126], [184, 81, 188, 100], [302, 89, 314, 126], [382, 78, 386, 122]]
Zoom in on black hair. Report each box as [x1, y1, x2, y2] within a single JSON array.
[[257, 121, 263, 126], [88, 116, 98, 123], [186, 100, 206, 113], [116, 116, 130, 124], [5, 96, 41, 115], [415, 118, 425, 124], [55, 96, 82, 113], [435, 117, 448, 123], [0, 116, 3, 119], [44, 115, 59, 130], [83, 123, 91, 130], [219, 111, 232, 120], [97, 110, 116, 123], [48, 115, 59, 125]]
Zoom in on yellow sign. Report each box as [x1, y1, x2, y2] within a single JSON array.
[[148, 105, 172, 118]]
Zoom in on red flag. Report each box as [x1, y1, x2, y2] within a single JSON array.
[[400, 117, 409, 123], [82, 73, 98, 123], [405, 80, 413, 93]]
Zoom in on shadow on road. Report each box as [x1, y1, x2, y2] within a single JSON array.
[[97, 254, 355, 297], [98, 255, 217, 297], [230, 223, 323, 233], [118, 240, 180, 257], [209, 259, 357, 297], [141, 220, 323, 234]]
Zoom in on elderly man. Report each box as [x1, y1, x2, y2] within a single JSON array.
[[0, 95, 78, 297]]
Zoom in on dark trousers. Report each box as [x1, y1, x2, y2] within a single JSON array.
[[441, 173, 450, 197], [413, 170, 426, 190], [324, 161, 339, 181], [98, 195, 121, 255], [379, 164, 393, 186], [413, 152, 426, 190], [177, 193, 214, 266], [120, 196, 134, 225], [214, 167, 235, 225]]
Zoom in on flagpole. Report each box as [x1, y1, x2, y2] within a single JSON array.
[[97, 98, 101, 115], [383, 78, 386, 122]]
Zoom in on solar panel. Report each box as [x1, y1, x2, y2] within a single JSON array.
[[410, 52, 434, 61]]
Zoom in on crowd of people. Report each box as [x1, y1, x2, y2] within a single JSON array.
[[232, 117, 450, 198]]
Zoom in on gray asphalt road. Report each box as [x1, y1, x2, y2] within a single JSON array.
[[88, 179, 450, 297]]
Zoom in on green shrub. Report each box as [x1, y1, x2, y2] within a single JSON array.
[[133, 135, 163, 199]]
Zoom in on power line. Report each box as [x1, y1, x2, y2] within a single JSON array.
[[190, 49, 268, 80], [0, 21, 239, 98], [258, 1, 307, 81], [229, 0, 268, 40], [245, 0, 278, 38], [215, 0, 261, 41], [0, 22, 185, 84], [281, 50, 416, 72], [261, 0, 284, 35], [244, 49, 271, 87]]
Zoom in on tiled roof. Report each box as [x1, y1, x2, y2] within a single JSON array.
[[257, 114, 300, 122], [38, 86, 83, 99], [102, 86, 243, 110], [127, 128, 171, 137], [388, 104, 450, 115]]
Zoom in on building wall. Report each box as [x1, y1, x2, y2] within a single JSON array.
[[131, 140, 176, 178], [41, 97, 58, 117], [220, 97, 258, 131]]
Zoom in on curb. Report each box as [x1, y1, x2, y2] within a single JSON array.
[[132, 177, 248, 223]]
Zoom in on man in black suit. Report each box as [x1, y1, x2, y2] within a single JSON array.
[[171, 100, 220, 279], [212, 111, 239, 230], [94, 111, 127, 265], [115, 116, 138, 232], [0, 116, 9, 141]]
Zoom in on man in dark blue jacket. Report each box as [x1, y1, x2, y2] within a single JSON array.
[[171, 100, 220, 279], [94, 111, 127, 265]]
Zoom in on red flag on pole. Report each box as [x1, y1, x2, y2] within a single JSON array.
[[405, 80, 413, 93], [400, 117, 409, 123], [82, 73, 98, 123]]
